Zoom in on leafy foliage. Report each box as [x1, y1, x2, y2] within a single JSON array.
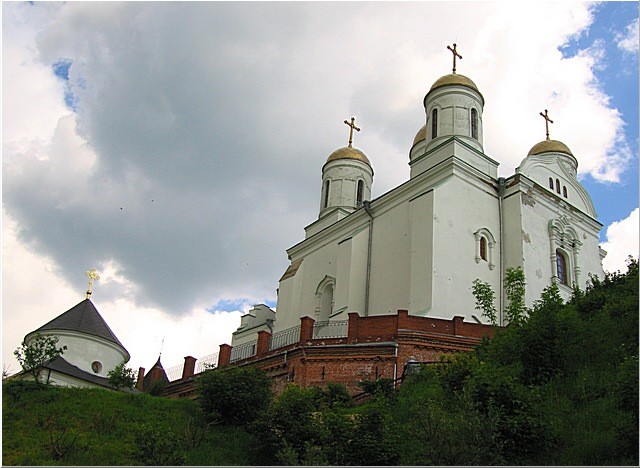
[[504, 266, 527, 325], [249, 383, 399, 465], [4, 260, 637, 466], [472, 279, 497, 325], [107, 361, 137, 389], [357, 377, 396, 400], [130, 422, 185, 465], [13, 334, 67, 383], [196, 365, 272, 425]]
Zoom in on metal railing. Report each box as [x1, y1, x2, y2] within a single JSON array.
[[269, 325, 301, 351], [164, 363, 184, 382], [312, 319, 349, 339], [230, 340, 257, 363], [195, 352, 219, 373]]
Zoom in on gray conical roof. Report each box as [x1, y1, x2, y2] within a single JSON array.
[[32, 299, 127, 351]]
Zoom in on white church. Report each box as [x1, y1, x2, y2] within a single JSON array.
[[231, 45, 606, 347], [14, 270, 132, 390]]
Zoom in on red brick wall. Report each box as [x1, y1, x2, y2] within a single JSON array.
[[162, 312, 496, 399]]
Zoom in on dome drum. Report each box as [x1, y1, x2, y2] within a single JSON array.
[[320, 147, 373, 216], [423, 81, 485, 154]]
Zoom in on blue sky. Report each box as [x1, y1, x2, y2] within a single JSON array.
[[563, 1, 638, 233], [3, 2, 638, 371]]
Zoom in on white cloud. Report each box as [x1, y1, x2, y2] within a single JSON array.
[[2, 210, 242, 374], [3, 2, 636, 370], [617, 17, 639, 53], [601, 208, 640, 274]]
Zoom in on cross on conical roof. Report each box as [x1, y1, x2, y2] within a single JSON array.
[[32, 298, 127, 351]]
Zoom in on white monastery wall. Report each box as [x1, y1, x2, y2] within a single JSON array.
[[430, 176, 500, 322], [33, 331, 127, 377]]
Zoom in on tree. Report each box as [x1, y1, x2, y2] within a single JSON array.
[[472, 279, 498, 325], [504, 266, 527, 325], [107, 361, 136, 390], [14, 334, 67, 383]]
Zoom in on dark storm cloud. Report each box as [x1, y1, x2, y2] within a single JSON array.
[[6, 2, 632, 317]]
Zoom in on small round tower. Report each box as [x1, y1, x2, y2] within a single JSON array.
[[320, 117, 374, 217]]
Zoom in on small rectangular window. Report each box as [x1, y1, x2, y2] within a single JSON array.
[[432, 109, 438, 138]]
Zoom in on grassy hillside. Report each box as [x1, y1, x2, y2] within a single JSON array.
[[2, 382, 252, 466], [4, 259, 638, 466]]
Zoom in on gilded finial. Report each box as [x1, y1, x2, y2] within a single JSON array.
[[539, 109, 554, 140], [343, 117, 361, 148], [447, 43, 462, 74], [85, 268, 100, 299]]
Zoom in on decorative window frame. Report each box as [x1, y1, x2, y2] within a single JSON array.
[[314, 275, 336, 321], [474, 228, 496, 270], [548, 217, 582, 288]]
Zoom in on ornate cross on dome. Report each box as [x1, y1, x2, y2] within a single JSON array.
[[447, 43, 462, 74], [539, 109, 554, 140], [344, 116, 361, 147], [85, 268, 100, 299]]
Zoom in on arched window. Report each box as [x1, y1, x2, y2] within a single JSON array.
[[555, 178, 561, 194], [549, 217, 581, 289], [319, 283, 334, 321], [474, 228, 496, 269], [549, 177, 554, 190], [479, 236, 487, 261], [315, 276, 336, 325], [323, 180, 330, 209], [556, 249, 568, 285], [471, 108, 478, 139], [431, 109, 438, 138], [563, 186, 568, 198], [356, 179, 364, 207]]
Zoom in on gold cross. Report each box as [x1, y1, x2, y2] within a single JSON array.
[[447, 43, 462, 74], [539, 109, 554, 140], [343, 117, 361, 147], [85, 268, 100, 299]]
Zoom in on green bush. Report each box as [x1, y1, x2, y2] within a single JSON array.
[[197, 366, 272, 425], [107, 361, 137, 389], [131, 422, 185, 465]]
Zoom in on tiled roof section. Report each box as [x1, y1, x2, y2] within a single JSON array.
[[280, 258, 303, 281], [34, 299, 127, 351], [43, 356, 140, 393], [142, 356, 170, 392], [44, 356, 112, 388]]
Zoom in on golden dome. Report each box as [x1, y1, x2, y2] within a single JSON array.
[[324, 146, 371, 167], [527, 139, 573, 157], [413, 124, 426, 146], [426, 73, 484, 105]]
